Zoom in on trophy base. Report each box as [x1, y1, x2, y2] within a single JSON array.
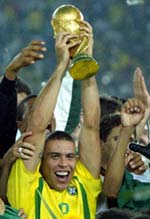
[[69, 53, 99, 80]]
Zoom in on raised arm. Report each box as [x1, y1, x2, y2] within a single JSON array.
[[103, 98, 145, 198], [134, 67, 150, 140], [24, 33, 82, 171], [0, 40, 46, 158], [78, 21, 101, 178], [79, 77, 101, 178], [5, 40, 46, 81]]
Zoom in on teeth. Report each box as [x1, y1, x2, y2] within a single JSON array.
[[56, 172, 68, 176]]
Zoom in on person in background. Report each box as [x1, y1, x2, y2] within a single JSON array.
[[0, 40, 46, 158], [100, 95, 122, 119], [102, 98, 147, 211], [15, 77, 32, 105]]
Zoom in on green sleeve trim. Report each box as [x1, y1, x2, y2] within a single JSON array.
[[65, 80, 81, 134], [74, 176, 90, 219]]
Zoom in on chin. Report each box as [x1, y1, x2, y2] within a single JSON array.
[[55, 184, 68, 191]]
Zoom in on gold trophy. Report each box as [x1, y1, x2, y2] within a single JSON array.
[[51, 4, 99, 80]]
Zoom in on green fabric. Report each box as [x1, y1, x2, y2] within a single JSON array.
[[118, 170, 150, 211], [74, 176, 91, 219], [65, 79, 81, 134], [35, 177, 43, 219], [0, 205, 20, 219]]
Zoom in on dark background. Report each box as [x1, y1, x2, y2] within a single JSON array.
[[0, 0, 149, 99]]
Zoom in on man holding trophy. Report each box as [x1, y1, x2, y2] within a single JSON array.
[[7, 4, 101, 219]]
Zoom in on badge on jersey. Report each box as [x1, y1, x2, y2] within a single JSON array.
[[67, 185, 78, 195]]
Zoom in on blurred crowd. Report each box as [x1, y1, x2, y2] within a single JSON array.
[[0, 0, 149, 96]]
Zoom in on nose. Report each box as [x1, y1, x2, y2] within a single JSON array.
[[58, 155, 68, 167]]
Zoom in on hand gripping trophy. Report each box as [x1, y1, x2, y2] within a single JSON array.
[[51, 4, 99, 80]]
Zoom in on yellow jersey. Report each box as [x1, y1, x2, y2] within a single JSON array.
[[7, 159, 101, 219]]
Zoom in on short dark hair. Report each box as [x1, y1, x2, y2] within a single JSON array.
[[100, 114, 121, 142], [15, 77, 32, 95], [17, 94, 37, 121], [100, 96, 122, 119], [45, 130, 75, 145]]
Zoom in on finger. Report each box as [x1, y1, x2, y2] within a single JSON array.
[[29, 40, 46, 46], [18, 208, 28, 219], [129, 158, 145, 170], [67, 39, 82, 49], [27, 44, 47, 52], [18, 208, 24, 216], [20, 153, 34, 160], [55, 32, 71, 44], [17, 147, 34, 159], [22, 149, 34, 156], [15, 132, 32, 147], [63, 34, 81, 44], [80, 20, 93, 32], [138, 164, 148, 172], [56, 32, 80, 43], [125, 152, 135, 165], [22, 142, 35, 151], [16, 57, 37, 66], [24, 51, 45, 60], [133, 67, 139, 97], [125, 98, 144, 113], [21, 131, 32, 141], [79, 32, 93, 42], [79, 27, 93, 36]]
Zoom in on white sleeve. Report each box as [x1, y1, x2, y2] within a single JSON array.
[[54, 71, 73, 131]]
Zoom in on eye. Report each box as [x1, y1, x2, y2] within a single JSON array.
[[49, 153, 60, 160], [113, 136, 118, 141], [66, 153, 76, 160]]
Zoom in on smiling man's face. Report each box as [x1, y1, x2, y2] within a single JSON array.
[[40, 139, 77, 191]]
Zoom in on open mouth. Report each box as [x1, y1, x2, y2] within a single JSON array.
[[55, 171, 70, 182]]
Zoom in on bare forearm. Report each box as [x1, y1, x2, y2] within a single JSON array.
[[27, 63, 67, 133], [103, 127, 134, 197], [0, 162, 12, 203], [79, 76, 101, 178], [82, 77, 100, 128]]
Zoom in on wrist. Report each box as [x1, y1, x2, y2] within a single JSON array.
[[5, 67, 18, 81], [2, 160, 13, 169], [55, 63, 68, 77]]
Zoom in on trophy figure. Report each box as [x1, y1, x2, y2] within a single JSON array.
[[51, 4, 99, 80]]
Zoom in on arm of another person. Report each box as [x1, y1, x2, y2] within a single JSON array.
[[78, 21, 101, 178], [134, 67, 150, 140], [103, 98, 145, 198], [24, 33, 82, 172], [0, 132, 34, 204], [5, 40, 46, 81], [0, 40, 46, 158]]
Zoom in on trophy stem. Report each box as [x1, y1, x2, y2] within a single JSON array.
[[69, 53, 99, 80]]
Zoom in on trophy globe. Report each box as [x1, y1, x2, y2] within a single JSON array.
[[51, 4, 99, 80]]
